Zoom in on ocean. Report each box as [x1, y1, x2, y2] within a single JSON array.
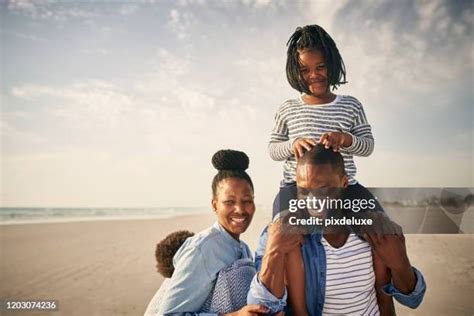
[[0, 207, 211, 225]]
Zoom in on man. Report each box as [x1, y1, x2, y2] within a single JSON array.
[[247, 145, 426, 315]]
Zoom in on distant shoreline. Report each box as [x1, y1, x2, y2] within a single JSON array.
[[0, 206, 272, 226]]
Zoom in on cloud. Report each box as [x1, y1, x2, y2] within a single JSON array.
[[11, 80, 135, 131], [7, 0, 99, 21], [118, 4, 139, 15], [2, 0, 472, 207], [1, 119, 46, 145], [167, 8, 194, 39], [0, 29, 49, 43], [296, 0, 473, 123], [81, 48, 108, 56]]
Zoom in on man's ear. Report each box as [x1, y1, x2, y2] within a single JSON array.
[[341, 175, 349, 188]]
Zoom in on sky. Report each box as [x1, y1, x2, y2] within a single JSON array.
[[1, 0, 473, 208]]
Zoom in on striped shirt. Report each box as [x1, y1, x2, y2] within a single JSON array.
[[321, 234, 379, 315], [268, 95, 374, 185]]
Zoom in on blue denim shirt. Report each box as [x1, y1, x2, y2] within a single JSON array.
[[160, 222, 253, 316], [247, 226, 427, 315]]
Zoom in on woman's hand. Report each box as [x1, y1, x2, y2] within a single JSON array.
[[319, 132, 352, 151], [225, 304, 270, 315], [292, 138, 316, 159]]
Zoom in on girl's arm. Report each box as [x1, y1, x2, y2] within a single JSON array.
[[285, 247, 308, 316], [268, 107, 294, 161], [345, 99, 374, 157], [373, 250, 396, 316]]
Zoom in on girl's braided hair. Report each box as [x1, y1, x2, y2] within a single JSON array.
[[286, 24, 347, 94]]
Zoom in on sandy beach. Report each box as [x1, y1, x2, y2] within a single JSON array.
[[1, 210, 473, 315]]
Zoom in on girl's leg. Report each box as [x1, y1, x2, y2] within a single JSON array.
[[285, 247, 308, 316], [343, 183, 385, 213], [343, 183, 388, 235]]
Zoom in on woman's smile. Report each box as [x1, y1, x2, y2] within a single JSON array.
[[229, 215, 249, 226]]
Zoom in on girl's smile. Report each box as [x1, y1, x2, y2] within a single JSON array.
[[298, 49, 334, 102]]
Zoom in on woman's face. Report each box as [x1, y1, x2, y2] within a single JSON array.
[[298, 49, 330, 97], [212, 178, 255, 240]]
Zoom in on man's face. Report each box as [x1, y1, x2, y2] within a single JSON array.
[[296, 163, 348, 191], [296, 163, 348, 217]]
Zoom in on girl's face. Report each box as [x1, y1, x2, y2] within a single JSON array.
[[212, 178, 255, 240], [298, 49, 330, 97]]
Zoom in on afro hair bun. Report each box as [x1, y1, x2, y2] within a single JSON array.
[[211, 149, 249, 171]]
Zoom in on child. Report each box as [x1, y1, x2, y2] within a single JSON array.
[[269, 25, 385, 314], [144, 230, 194, 316]]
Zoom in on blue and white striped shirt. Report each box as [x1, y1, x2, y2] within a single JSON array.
[[322, 234, 379, 315], [268, 95, 374, 185]]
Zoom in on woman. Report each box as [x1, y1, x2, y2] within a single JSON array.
[[159, 149, 269, 316]]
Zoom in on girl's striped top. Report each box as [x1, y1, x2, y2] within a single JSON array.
[[321, 233, 380, 315], [268, 94, 374, 185]]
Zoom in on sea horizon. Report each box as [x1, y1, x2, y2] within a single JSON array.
[[0, 205, 272, 225]]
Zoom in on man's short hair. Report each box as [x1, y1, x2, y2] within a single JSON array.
[[298, 143, 346, 176], [155, 230, 194, 278]]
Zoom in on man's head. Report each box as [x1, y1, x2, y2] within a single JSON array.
[[155, 230, 194, 278], [296, 144, 348, 191]]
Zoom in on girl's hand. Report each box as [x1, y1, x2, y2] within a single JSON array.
[[225, 304, 270, 315], [319, 132, 352, 151], [292, 138, 316, 159]]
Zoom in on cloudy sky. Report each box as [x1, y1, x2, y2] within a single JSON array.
[[1, 0, 472, 208]]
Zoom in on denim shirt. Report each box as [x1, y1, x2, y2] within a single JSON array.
[[160, 222, 253, 316], [247, 226, 427, 315]]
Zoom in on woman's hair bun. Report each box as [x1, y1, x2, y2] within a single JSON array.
[[212, 149, 249, 171]]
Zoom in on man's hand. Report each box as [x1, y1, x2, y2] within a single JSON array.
[[292, 138, 316, 159], [319, 132, 352, 152], [259, 218, 304, 299], [363, 216, 417, 295], [266, 218, 304, 255], [364, 231, 410, 273]]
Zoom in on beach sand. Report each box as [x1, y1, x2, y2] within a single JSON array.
[[1, 210, 473, 315]]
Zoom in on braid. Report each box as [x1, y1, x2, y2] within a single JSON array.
[[286, 24, 347, 94]]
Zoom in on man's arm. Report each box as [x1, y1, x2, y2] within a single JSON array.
[[247, 221, 303, 313], [365, 231, 426, 309], [372, 250, 395, 316]]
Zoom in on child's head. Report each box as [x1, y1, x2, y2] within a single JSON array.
[[155, 230, 194, 278], [296, 144, 348, 191], [286, 25, 347, 97]]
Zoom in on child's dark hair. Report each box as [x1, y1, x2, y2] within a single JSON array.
[[211, 149, 254, 197], [155, 230, 194, 278], [299, 144, 346, 177], [286, 24, 347, 94]]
